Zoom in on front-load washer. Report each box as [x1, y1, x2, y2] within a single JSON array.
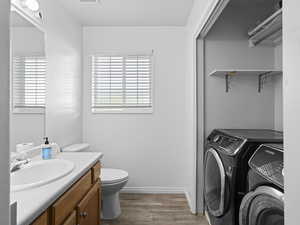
[[239, 144, 284, 225], [204, 129, 283, 225]]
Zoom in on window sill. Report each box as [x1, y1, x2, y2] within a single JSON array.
[[12, 108, 45, 114], [92, 108, 153, 114]]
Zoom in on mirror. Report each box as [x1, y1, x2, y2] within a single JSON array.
[[9, 9, 46, 152]]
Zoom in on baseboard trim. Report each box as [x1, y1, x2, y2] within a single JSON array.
[[121, 186, 185, 194], [205, 211, 211, 225], [185, 190, 196, 214]]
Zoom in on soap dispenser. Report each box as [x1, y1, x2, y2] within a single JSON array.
[[42, 137, 52, 160]]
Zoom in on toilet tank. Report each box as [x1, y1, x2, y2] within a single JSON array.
[[62, 143, 90, 152]]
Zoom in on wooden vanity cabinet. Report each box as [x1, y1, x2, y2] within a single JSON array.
[[30, 211, 48, 225], [30, 162, 101, 225]]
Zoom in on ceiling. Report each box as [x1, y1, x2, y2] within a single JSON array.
[[58, 0, 195, 26], [10, 11, 34, 27]]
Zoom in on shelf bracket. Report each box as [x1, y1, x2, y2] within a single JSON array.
[[225, 72, 236, 92], [225, 74, 229, 92], [258, 71, 272, 93]]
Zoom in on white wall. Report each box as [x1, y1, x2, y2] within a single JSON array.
[[274, 44, 283, 131], [83, 27, 189, 193], [204, 40, 275, 133], [41, 0, 83, 147], [10, 27, 44, 55], [283, 1, 300, 224], [0, 0, 11, 224], [10, 27, 45, 151], [204, 3, 277, 136]]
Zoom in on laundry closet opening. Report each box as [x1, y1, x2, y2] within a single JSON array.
[[196, 0, 283, 214]]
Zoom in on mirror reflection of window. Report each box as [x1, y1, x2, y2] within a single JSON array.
[[12, 55, 46, 112], [9, 10, 46, 152]]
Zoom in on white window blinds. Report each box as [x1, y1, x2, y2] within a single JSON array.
[[12, 56, 46, 112], [91, 54, 153, 112]]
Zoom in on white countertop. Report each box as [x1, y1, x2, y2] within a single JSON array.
[[10, 152, 103, 225]]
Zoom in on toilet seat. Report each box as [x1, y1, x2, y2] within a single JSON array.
[[101, 168, 129, 185]]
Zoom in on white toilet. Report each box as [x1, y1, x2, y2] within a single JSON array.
[[62, 143, 129, 220], [101, 168, 128, 219]]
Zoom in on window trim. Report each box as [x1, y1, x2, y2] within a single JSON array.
[[12, 107, 45, 114], [90, 51, 154, 114], [92, 107, 153, 114], [10, 54, 46, 114]]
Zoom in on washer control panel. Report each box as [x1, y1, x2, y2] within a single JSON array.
[[249, 144, 283, 188]]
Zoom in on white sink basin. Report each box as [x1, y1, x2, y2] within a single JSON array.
[[11, 159, 75, 192]]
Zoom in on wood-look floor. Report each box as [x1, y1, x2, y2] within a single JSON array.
[[103, 193, 209, 225]]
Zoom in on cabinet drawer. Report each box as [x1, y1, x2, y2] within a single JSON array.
[[61, 211, 76, 225], [51, 170, 92, 225], [31, 211, 48, 225], [92, 162, 101, 184]]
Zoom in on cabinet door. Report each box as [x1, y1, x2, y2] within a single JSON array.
[[77, 180, 101, 225], [51, 171, 92, 225], [62, 211, 76, 225]]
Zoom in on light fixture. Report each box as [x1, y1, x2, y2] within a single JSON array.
[[22, 0, 40, 12]]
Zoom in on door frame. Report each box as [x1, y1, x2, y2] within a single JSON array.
[[192, 0, 230, 213]]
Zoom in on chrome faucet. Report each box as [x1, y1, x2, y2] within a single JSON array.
[[10, 159, 30, 173]]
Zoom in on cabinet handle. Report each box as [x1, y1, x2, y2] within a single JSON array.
[[80, 212, 88, 217]]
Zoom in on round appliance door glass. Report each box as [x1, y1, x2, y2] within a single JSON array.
[[239, 186, 284, 225], [204, 148, 226, 217]]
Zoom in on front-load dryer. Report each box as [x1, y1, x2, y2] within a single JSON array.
[[204, 129, 283, 225], [239, 144, 284, 225]]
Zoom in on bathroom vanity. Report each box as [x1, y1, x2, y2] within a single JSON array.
[[32, 162, 101, 225], [11, 152, 103, 225]]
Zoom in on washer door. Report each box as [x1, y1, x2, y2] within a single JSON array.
[[204, 148, 227, 217], [239, 186, 284, 225]]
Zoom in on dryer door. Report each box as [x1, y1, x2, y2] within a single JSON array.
[[204, 148, 227, 217], [239, 186, 284, 225]]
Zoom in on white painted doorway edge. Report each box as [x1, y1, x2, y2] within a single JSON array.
[[191, 0, 231, 214]]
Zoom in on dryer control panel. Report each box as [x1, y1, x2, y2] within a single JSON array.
[[249, 144, 284, 189]]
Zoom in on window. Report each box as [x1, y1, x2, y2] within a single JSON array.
[[91, 53, 153, 113], [12, 55, 46, 113]]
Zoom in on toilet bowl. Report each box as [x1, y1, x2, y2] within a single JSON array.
[[101, 168, 129, 219], [62, 144, 129, 220]]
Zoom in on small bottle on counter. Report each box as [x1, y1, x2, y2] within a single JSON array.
[[42, 137, 52, 160], [50, 143, 61, 158]]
